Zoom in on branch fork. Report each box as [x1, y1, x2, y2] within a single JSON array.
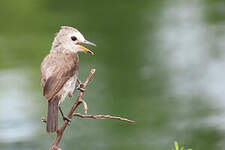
[[41, 69, 135, 150]]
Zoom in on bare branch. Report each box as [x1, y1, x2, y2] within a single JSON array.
[[79, 99, 88, 114], [49, 69, 96, 150], [73, 113, 136, 123], [46, 68, 136, 150], [41, 117, 47, 123]]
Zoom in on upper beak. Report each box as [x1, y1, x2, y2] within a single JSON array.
[[78, 40, 96, 55], [83, 40, 96, 46]]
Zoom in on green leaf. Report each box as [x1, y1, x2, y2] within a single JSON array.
[[180, 146, 184, 150], [174, 141, 179, 150]]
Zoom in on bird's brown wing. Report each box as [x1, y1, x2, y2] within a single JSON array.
[[41, 51, 79, 101]]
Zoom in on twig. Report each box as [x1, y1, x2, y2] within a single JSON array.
[[41, 117, 47, 123], [49, 69, 96, 150], [73, 113, 136, 123], [79, 99, 88, 114], [46, 68, 136, 150]]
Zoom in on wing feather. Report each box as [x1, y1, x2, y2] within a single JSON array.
[[41, 51, 79, 100]]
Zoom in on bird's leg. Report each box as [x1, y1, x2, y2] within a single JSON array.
[[59, 106, 71, 123], [76, 78, 86, 92]]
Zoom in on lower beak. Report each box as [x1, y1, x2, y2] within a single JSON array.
[[79, 45, 95, 55], [79, 40, 96, 55]]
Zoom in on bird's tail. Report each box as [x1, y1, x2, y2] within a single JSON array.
[[46, 97, 59, 133]]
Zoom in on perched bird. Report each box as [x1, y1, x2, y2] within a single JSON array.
[[41, 26, 96, 133]]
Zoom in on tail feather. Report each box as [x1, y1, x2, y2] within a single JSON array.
[[47, 97, 59, 133]]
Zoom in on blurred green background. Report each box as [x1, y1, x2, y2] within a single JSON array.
[[0, 0, 225, 150]]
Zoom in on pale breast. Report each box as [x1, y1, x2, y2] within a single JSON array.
[[59, 74, 77, 104]]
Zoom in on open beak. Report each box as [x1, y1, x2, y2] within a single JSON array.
[[79, 40, 96, 55]]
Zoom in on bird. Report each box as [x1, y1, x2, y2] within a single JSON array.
[[40, 26, 96, 133]]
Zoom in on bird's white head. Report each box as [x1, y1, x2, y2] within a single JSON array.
[[51, 26, 96, 54]]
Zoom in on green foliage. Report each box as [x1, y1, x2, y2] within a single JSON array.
[[172, 141, 192, 150]]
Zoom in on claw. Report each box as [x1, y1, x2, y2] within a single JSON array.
[[63, 116, 71, 125], [63, 116, 71, 122], [76, 83, 86, 92]]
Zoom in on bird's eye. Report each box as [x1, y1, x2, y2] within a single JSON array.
[[71, 36, 77, 41]]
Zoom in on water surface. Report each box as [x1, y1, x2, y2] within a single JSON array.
[[0, 0, 225, 150]]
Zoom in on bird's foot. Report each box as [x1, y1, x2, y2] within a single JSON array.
[[76, 83, 86, 92], [59, 106, 71, 124], [63, 116, 71, 124]]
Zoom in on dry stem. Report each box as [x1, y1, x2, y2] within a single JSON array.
[[73, 113, 136, 123], [49, 69, 96, 150], [44, 69, 135, 150]]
